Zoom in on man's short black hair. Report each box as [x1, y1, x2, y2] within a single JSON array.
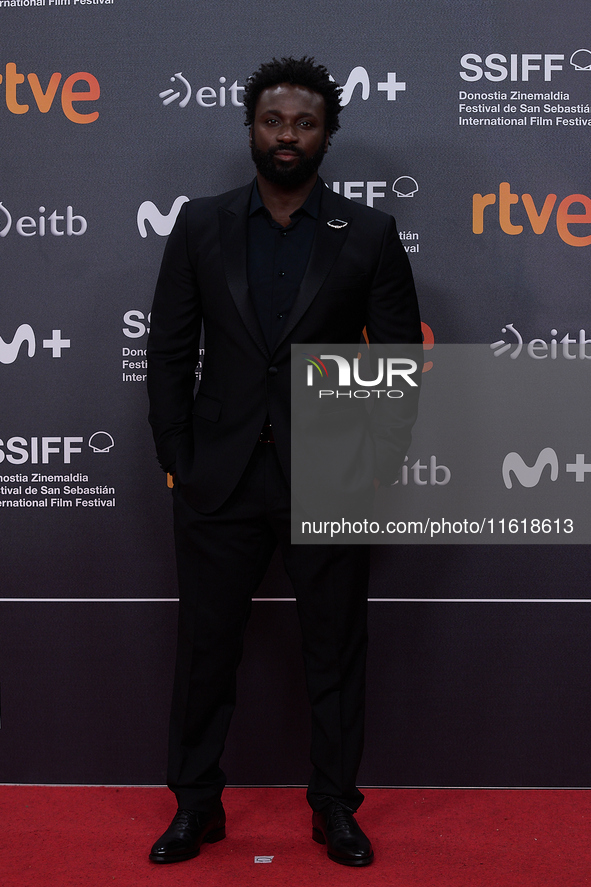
[[243, 56, 342, 139]]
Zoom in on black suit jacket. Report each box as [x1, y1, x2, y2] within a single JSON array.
[[147, 179, 421, 513]]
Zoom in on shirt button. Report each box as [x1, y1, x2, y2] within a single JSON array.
[[278, 271, 285, 277], [281, 231, 288, 237], [276, 313, 283, 319]]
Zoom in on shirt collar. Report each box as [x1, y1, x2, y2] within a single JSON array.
[[249, 176, 323, 220]]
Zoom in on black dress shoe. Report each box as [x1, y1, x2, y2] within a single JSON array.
[[312, 802, 374, 866], [149, 801, 226, 864]]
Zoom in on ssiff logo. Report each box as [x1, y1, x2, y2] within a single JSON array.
[[460, 51, 591, 82], [0, 433, 114, 465], [330, 177, 418, 208]]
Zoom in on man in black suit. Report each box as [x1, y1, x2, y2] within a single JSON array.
[[147, 56, 421, 867]]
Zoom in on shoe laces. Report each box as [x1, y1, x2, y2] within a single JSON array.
[[172, 809, 198, 828], [329, 803, 354, 829]]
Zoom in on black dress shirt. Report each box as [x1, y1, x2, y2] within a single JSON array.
[[247, 177, 321, 350]]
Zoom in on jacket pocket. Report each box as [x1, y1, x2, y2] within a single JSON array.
[[192, 392, 221, 422]]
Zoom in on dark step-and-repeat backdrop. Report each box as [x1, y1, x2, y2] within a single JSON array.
[[2, 0, 591, 788]]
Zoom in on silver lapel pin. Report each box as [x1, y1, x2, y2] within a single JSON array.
[[327, 219, 348, 229]]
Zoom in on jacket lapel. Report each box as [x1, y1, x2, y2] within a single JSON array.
[[219, 180, 352, 357], [274, 184, 352, 350], [219, 182, 269, 358]]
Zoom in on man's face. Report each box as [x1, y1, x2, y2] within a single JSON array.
[[250, 83, 329, 188]]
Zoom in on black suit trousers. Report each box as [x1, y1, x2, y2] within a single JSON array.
[[168, 441, 370, 813]]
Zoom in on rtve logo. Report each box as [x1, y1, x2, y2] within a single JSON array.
[[0, 325, 70, 364], [0, 62, 100, 123], [473, 182, 591, 247], [502, 448, 591, 488]]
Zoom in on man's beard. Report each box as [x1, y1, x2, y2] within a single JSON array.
[[251, 137, 326, 188]]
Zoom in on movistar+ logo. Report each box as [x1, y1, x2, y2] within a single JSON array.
[[0, 324, 70, 363], [503, 447, 591, 487], [137, 197, 189, 238]]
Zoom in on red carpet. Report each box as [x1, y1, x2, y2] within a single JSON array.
[[1, 786, 590, 886]]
